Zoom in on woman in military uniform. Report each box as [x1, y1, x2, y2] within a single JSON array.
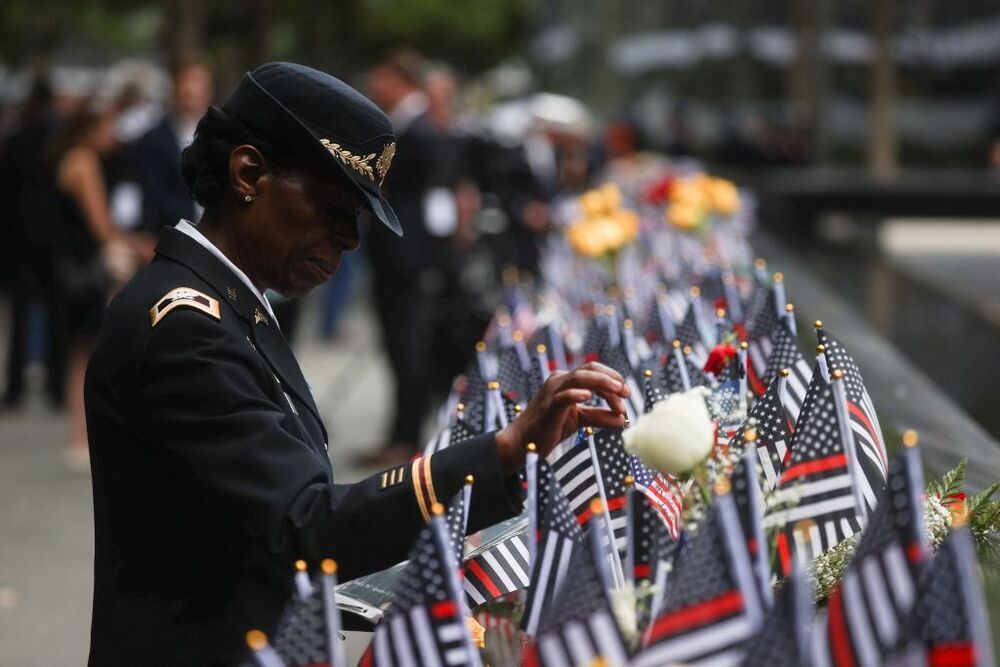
[[83, 62, 629, 665]]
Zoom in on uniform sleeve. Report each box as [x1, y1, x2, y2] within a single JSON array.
[[136, 309, 521, 580]]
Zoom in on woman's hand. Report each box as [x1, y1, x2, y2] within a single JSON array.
[[494, 361, 630, 473]]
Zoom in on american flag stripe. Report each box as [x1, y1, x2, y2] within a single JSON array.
[[535, 609, 630, 667], [462, 535, 530, 606], [635, 615, 756, 667], [522, 533, 574, 635]]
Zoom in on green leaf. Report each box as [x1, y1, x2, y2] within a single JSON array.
[[927, 458, 967, 500], [967, 481, 1000, 517]]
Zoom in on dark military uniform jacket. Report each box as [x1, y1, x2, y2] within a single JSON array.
[[84, 227, 521, 665]]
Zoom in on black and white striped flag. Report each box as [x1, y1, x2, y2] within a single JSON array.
[[524, 538, 631, 667], [762, 319, 812, 425], [462, 533, 531, 608], [819, 330, 889, 488], [521, 460, 584, 637], [889, 524, 996, 667], [766, 377, 867, 579], [729, 376, 792, 490], [634, 482, 765, 667], [817, 439, 929, 664], [365, 506, 481, 667]]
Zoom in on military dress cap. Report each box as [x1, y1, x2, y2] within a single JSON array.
[[222, 62, 403, 236]]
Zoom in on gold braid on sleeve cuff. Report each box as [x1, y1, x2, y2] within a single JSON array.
[[410, 455, 439, 523]]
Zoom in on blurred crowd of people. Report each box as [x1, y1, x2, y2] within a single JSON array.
[[0, 49, 637, 470]]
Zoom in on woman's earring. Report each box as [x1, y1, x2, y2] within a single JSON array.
[[244, 194, 253, 203]]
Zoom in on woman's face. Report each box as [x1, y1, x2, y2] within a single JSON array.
[[247, 167, 364, 298]]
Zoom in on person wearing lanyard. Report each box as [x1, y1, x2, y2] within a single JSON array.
[[83, 62, 630, 664]]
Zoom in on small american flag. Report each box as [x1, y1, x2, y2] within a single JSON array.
[[661, 345, 708, 394], [521, 460, 583, 636], [549, 429, 631, 551], [634, 484, 765, 666], [365, 509, 481, 667], [627, 480, 678, 584], [729, 376, 792, 490], [268, 561, 345, 667], [889, 525, 996, 667], [462, 533, 531, 608], [819, 330, 889, 498], [739, 568, 815, 667], [496, 345, 530, 405], [629, 456, 684, 539], [524, 541, 631, 667], [761, 319, 812, 425], [676, 301, 708, 365], [817, 442, 929, 664], [745, 286, 778, 393], [766, 378, 866, 578]]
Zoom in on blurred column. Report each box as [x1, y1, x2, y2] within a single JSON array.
[[163, 0, 205, 60], [300, 0, 360, 76], [869, 0, 897, 179], [789, 0, 830, 161]]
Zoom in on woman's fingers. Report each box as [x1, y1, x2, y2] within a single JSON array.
[[551, 388, 593, 407], [576, 405, 628, 430]]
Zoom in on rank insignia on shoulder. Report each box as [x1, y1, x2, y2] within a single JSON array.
[[379, 465, 408, 490], [254, 306, 268, 326], [149, 287, 221, 327]]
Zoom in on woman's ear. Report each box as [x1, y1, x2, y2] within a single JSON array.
[[229, 144, 267, 202]]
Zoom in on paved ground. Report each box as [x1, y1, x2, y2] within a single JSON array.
[[0, 289, 392, 665]]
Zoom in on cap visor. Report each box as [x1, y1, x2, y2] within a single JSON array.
[[364, 191, 403, 237]]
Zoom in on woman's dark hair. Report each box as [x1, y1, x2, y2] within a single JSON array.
[[180, 105, 298, 210], [47, 105, 102, 163]]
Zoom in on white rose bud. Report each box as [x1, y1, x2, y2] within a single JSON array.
[[622, 387, 714, 477]]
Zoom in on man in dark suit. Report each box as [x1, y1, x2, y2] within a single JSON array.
[[84, 62, 630, 665], [132, 56, 213, 233], [362, 50, 439, 463]]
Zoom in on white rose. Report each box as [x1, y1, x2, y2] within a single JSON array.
[[622, 387, 714, 477]]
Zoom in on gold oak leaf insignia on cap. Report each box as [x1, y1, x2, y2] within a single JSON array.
[[376, 142, 396, 185], [150, 287, 220, 327], [319, 139, 375, 180]]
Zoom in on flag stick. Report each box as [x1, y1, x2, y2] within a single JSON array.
[[586, 499, 615, 593], [550, 324, 568, 372], [772, 272, 786, 321], [525, 443, 539, 573], [430, 503, 484, 667], [777, 368, 791, 429], [622, 319, 639, 370], [512, 330, 531, 372], [585, 428, 627, 590], [605, 304, 621, 348], [655, 287, 677, 342], [624, 475, 636, 587], [815, 344, 830, 383], [293, 559, 313, 599], [535, 344, 551, 385], [320, 559, 346, 667], [461, 475, 474, 537], [672, 340, 691, 392], [738, 341, 749, 415], [475, 341, 489, 379], [784, 302, 797, 337], [246, 630, 286, 667], [689, 286, 706, 346], [754, 258, 768, 284], [723, 271, 743, 323], [831, 369, 868, 526]]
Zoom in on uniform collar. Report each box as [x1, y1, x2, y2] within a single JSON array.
[[174, 220, 278, 325]]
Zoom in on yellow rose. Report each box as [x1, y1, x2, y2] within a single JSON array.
[[667, 201, 705, 231], [580, 190, 609, 218], [707, 177, 739, 214], [600, 182, 622, 213]]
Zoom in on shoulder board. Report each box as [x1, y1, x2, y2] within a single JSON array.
[[150, 287, 221, 328]]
